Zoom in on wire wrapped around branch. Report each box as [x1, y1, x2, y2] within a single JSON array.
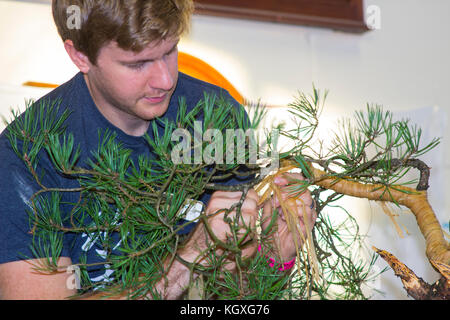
[[279, 160, 450, 266]]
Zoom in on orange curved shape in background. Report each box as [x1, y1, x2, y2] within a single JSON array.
[[178, 52, 244, 105], [24, 52, 244, 105]]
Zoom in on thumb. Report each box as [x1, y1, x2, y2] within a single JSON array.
[[261, 199, 282, 233], [273, 175, 288, 186]]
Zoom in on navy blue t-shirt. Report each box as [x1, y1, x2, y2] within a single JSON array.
[[0, 71, 250, 285]]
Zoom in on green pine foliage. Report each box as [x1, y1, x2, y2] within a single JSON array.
[[4, 87, 439, 299]]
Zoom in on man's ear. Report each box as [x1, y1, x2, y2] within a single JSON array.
[[64, 39, 92, 73]]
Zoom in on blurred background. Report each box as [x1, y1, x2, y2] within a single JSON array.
[[0, 0, 448, 299]]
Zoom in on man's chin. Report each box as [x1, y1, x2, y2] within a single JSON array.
[[137, 101, 169, 120]]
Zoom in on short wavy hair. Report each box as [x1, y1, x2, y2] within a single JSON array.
[[52, 0, 194, 64]]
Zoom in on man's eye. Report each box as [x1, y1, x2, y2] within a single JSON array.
[[128, 63, 145, 70]]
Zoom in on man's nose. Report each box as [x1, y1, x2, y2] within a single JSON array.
[[148, 59, 174, 91]]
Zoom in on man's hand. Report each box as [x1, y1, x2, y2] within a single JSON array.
[[178, 172, 317, 274], [178, 190, 260, 268], [261, 172, 317, 263]]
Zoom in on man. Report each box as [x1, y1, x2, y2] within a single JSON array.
[[0, 0, 316, 299]]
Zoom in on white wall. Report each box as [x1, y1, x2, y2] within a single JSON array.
[[182, 0, 450, 300], [0, 0, 449, 299]]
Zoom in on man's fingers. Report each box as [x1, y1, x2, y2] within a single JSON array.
[[273, 172, 306, 186], [261, 199, 274, 230], [271, 172, 310, 208], [208, 190, 259, 212], [211, 191, 244, 199], [212, 189, 259, 201], [205, 189, 260, 238]]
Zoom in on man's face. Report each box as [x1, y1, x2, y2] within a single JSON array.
[[84, 37, 179, 136]]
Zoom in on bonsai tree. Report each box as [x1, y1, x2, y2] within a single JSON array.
[[4, 87, 448, 299]]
